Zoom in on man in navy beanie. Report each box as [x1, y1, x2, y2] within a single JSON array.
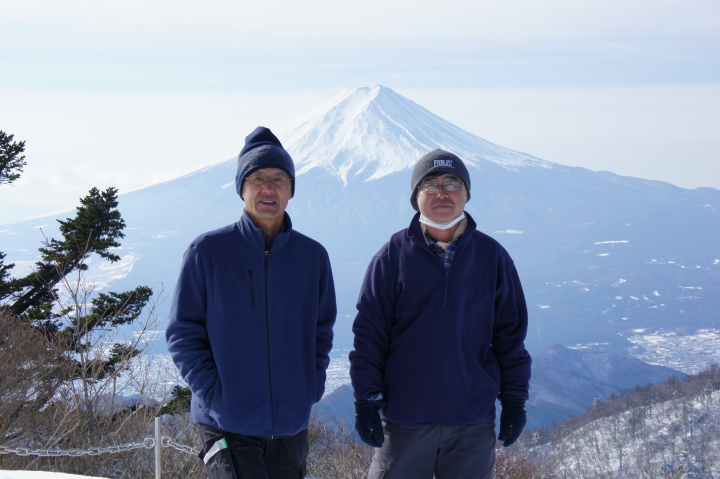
[[350, 149, 531, 478], [167, 127, 337, 479]]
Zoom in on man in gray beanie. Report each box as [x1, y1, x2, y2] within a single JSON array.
[[167, 126, 336, 479], [350, 148, 531, 479], [409, 149, 471, 211]]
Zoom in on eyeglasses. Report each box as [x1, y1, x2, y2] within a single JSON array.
[[246, 175, 292, 188], [418, 180, 463, 194]]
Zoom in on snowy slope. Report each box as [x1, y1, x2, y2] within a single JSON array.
[[0, 473, 107, 479], [283, 85, 551, 184], [538, 390, 720, 477]]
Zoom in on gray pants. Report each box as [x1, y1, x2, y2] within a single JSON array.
[[368, 422, 496, 479]]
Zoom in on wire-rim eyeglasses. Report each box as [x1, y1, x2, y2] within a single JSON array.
[[418, 181, 463, 194], [245, 175, 293, 187]]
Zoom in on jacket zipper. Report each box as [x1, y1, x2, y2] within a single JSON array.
[[263, 248, 275, 438], [416, 226, 465, 306], [422, 243, 450, 306], [443, 268, 450, 306], [439, 237, 465, 306], [248, 269, 255, 311]]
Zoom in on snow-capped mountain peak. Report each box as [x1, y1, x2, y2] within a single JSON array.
[[2, 85, 717, 377], [282, 85, 552, 185]]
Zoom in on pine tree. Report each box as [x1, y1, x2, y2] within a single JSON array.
[[0, 130, 26, 185], [0, 132, 153, 391], [0, 131, 25, 300], [161, 385, 193, 414], [0, 131, 167, 474], [7, 186, 126, 318]]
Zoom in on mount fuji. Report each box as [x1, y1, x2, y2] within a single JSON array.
[[2, 86, 719, 381]]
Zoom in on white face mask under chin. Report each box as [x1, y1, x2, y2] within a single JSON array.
[[419, 212, 466, 230]]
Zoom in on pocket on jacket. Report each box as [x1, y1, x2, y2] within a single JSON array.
[[212, 269, 256, 314]]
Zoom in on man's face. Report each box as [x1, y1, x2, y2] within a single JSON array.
[[416, 173, 468, 224], [242, 167, 293, 228]]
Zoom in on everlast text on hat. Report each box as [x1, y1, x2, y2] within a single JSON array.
[[434, 159, 454, 168]]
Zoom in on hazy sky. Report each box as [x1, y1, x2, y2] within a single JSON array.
[[1, 0, 719, 223]]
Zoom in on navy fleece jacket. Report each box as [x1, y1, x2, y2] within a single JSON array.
[[349, 212, 531, 427], [166, 211, 336, 437]]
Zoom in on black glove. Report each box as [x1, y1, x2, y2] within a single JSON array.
[[354, 399, 385, 447], [498, 399, 526, 447]]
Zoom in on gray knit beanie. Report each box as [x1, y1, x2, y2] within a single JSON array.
[[410, 149, 471, 211], [235, 126, 295, 199]]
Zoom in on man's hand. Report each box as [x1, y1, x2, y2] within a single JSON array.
[[498, 400, 526, 447], [354, 399, 385, 447]]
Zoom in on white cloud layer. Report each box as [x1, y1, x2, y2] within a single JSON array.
[[1, 0, 718, 223]]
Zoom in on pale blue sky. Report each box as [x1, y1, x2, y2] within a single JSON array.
[[1, 0, 719, 223]]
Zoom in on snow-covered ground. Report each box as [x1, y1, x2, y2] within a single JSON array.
[[539, 389, 720, 477], [325, 348, 351, 394], [627, 328, 720, 374], [0, 473, 107, 479]]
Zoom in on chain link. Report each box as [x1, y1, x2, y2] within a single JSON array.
[[0, 436, 198, 458], [161, 436, 200, 456]]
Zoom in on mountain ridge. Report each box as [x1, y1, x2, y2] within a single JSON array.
[[1, 86, 718, 375], [315, 343, 685, 432]]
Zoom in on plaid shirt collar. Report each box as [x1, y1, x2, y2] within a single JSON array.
[[422, 218, 467, 270]]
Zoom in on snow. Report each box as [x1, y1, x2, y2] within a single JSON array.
[[540, 390, 720, 477], [325, 349, 351, 394], [628, 329, 720, 374], [284, 86, 553, 185], [81, 254, 140, 290], [0, 473, 108, 479]]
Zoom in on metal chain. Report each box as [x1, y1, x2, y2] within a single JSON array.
[[0, 436, 202, 458], [160, 436, 200, 456], [0, 439, 153, 457]]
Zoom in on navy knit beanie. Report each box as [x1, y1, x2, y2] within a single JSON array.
[[410, 149, 471, 211], [235, 126, 295, 199]]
